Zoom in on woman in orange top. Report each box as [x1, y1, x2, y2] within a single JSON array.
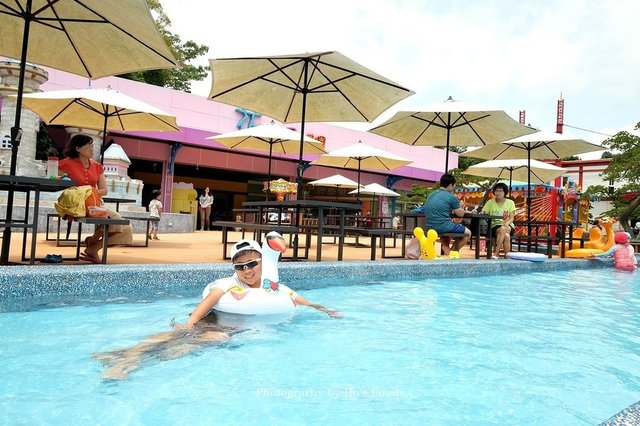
[[59, 135, 132, 263]]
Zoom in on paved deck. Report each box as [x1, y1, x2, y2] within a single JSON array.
[[4, 229, 481, 265]]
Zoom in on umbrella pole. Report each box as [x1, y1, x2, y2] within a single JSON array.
[[100, 116, 108, 164], [509, 169, 513, 194], [295, 62, 310, 200], [293, 60, 311, 260], [444, 116, 451, 173], [357, 160, 362, 201], [527, 148, 532, 252], [266, 142, 274, 201], [1, 0, 33, 264]]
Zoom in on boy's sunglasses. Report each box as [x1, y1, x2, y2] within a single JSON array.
[[233, 258, 261, 271]]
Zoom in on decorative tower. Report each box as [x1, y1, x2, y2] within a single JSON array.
[[102, 143, 144, 209], [0, 60, 48, 176]]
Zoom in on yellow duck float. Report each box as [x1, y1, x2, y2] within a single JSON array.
[[413, 227, 460, 259], [564, 217, 616, 258]]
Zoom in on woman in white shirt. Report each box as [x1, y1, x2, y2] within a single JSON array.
[[198, 187, 214, 230]]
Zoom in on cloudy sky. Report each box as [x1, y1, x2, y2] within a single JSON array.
[[161, 0, 639, 157]]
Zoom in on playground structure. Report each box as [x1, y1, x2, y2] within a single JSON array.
[[456, 182, 590, 237]]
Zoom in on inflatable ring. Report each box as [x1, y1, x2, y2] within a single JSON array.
[[203, 232, 295, 315], [506, 252, 547, 262], [565, 248, 603, 258]]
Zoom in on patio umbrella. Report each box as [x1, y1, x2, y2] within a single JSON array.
[[0, 0, 176, 264], [310, 140, 412, 197], [349, 182, 400, 197], [349, 183, 399, 219], [0, 0, 177, 175], [18, 87, 180, 162], [462, 130, 603, 225], [208, 51, 414, 196], [207, 121, 326, 190], [368, 96, 536, 172], [308, 174, 361, 200], [463, 159, 568, 190]]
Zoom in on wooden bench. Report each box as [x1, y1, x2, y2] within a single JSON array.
[[211, 221, 310, 260], [72, 217, 131, 264], [512, 235, 559, 258], [45, 213, 79, 246], [122, 216, 160, 247]]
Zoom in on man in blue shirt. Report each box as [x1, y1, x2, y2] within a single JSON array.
[[423, 174, 471, 255]]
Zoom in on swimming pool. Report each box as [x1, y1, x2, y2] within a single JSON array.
[[1, 264, 638, 424]]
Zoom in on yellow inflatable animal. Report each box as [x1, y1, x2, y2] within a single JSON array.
[[413, 227, 438, 259], [565, 217, 616, 257]]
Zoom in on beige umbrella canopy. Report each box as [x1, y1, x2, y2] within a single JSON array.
[[463, 159, 568, 189], [462, 130, 603, 223], [0, 0, 177, 79], [208, 51, 414, 196], [369, 96, 536, 172], [19, 88, 180, 161], [311, 140, 412, 197], [208, 121, 326, 186]]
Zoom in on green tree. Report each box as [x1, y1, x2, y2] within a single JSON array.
[[595, 123, 640, 232], [119, 0, 209, 92]]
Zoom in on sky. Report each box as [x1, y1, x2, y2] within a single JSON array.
[[161, 0, 640, 159]]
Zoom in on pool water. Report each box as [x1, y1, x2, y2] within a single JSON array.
[[1, 269, 640, 425]]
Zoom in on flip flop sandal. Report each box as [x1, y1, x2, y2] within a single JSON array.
[[40, 254, 63, 263]]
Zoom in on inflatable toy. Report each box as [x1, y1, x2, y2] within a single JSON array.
[[202, 232, 296, 315], [413, 227, 437, 259], [506, 252, 547, 262], [566, 248, 603, 258], [564, 217, 616, 252], [448, 251, 460, 259]]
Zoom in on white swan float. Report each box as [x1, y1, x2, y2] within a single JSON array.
[[202, 232, 296, 315]]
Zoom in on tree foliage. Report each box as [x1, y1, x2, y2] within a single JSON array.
[[119, 0, 209, 92], [593, 122, 640, 232]]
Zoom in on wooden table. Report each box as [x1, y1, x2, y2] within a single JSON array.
[[243, 200, 362, 261], [462, 213, 502, 259], [0, 176, 74, 264]]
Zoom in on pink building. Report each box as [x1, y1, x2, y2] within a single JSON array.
[[8, 65, 455, 219]]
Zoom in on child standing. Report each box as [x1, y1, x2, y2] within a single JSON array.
[[148, 189, 163, 241], [592, 232, 637, 272]]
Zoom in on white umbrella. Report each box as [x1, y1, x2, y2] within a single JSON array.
[[349, 183, 399, 219], [369, 96, 536, 172], [349, 182, 400, 197], [308, 174, 361, 189], [208, 51, 414, 196], [463, 159, 568, 190], [208, 121, 326, 186], [308, 174, 361, 200], [311, 140, 412, 197], [19, 88, 180, 162], [462, 130, 603, 223]]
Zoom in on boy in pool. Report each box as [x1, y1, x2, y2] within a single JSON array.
[[94, 238, 340, 380], [188, 238, 341, 326]]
